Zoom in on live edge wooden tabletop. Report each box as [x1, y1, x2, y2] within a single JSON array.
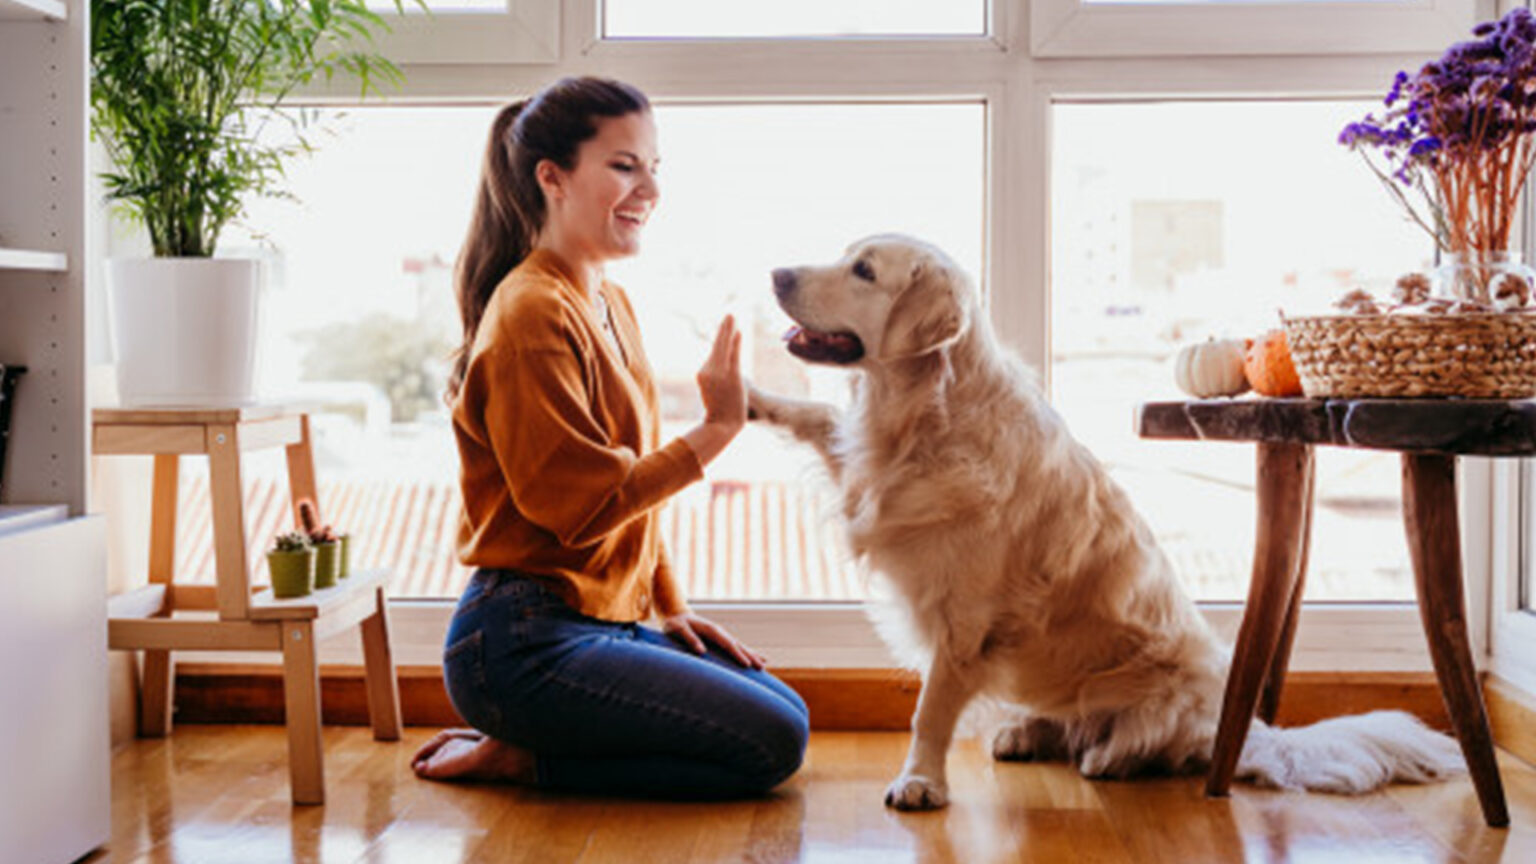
[[1135, 396, 1519, 828], [1137, 397, 1536, 455]]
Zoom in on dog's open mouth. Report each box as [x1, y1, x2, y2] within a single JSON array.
[[783, 325, 865, 364]]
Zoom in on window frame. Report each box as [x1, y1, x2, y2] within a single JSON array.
[[371, 0, 559, 65], [1490, 462, 1536, 692], [171, 0, 1514, 673], [1029, 0, 1490, 59]]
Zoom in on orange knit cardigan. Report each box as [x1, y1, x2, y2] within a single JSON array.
[[452, 249, 702, 621]]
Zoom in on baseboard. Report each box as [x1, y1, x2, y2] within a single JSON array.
[[1487, 675, 1536, 767], [168, 664, 924, 731], [164, 664, 1455, 733]]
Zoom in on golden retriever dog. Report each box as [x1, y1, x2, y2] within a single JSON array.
[[748, 234, 1464, 810]]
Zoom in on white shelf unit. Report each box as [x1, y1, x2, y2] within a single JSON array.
[[0, 0, 67, 22], [0, 246, 68, 271], [0, 0, 109, 862], [0, 0, 85, 511]]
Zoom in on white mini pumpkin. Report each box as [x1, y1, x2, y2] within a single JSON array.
[[1174, 338, 1250, 398]]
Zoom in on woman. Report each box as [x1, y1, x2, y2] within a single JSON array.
[[410, 77, 809, 798]]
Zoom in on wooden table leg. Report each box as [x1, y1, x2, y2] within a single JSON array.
[[285, 414, 319, 526], [207, 424, 251, 621], [139, 454, 180, 737], [360, 586, 402, 741], [1258, 453, 1315, 724], [1401, 453, 1509, 828], [1207, 442, 1314, 798], [282, 620, 325, 805]]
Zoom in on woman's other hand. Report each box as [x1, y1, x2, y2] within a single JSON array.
[[662, 611, 768, 670], [682, 315, 745, 465]]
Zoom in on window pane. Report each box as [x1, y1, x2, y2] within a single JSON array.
[[614, 102, 985, 601], [1051, 100, 1426, 602], [1081, 1, 1405, 5], [368, 1, 507, 12], [604, 0, 985, 38], [188, 102, 982, 603], [1526, 462, 1536, 612]]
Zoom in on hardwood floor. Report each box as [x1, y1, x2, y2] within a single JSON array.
[[97, 725, 1536, 863]]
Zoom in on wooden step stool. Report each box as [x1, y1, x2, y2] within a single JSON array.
[[97, 406, 402, 805]]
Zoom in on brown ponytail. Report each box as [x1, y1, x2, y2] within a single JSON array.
[[447, 77, 652, 401]]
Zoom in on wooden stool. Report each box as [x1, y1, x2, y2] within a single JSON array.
[[97, 406, 402, 805], [1138, 398, 1515, 828]]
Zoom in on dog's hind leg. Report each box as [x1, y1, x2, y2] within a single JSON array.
[[991, 711, 1069, 763], [747, 383, 845, 481], [885, 652, 983, 811]]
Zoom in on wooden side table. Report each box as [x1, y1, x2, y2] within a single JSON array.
[[1138, 397, 1520, 828], [97, 405, 402, 805]]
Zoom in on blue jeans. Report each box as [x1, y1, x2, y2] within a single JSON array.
[[442, 569, 809, 798]]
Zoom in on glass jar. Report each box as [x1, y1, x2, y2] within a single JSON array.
[[1433, 250, 1536, 308]]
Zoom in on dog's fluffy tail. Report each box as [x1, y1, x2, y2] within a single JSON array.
[[1235, 710, 1465, 793]]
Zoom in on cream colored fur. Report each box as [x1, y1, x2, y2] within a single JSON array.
[[750, 234, 1465, 810]]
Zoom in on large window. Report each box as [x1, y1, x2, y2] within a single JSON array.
[[1050, 100, 1425, 601], [184, 102, 983, 603], [612, 102, 984, 600], [106, 0, 1517, 670]]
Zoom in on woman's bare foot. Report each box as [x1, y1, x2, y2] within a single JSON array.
[[411, 729, 536, 783]]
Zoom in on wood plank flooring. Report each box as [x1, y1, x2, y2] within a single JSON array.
[[96, 725, 1536, 863]]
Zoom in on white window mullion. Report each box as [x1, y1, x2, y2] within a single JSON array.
[[1492, 448, 1536, 693], [1489, 111, 1536, 694]]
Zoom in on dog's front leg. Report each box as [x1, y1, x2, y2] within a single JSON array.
[[885, 652, 979, 810], [747, 383, 845, 482]]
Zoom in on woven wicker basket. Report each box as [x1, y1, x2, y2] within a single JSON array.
[[1284, 311, 1536, 399]]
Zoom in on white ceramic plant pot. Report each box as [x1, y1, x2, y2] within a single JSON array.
[[106, 258, 261, 407]]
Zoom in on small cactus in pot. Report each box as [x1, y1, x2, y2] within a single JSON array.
[[267, 531, 315, 599], [297, 499, 346, 588]]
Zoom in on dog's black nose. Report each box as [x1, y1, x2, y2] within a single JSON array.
[[772, 268, 797, 299]]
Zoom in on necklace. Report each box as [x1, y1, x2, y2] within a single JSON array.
[[591, 289, 626, 365]]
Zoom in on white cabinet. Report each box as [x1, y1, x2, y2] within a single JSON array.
[[0, 0, 109, 861], [0, 516, 107, 864]]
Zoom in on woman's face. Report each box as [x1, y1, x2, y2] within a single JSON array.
[[539, 110, 660, 264]]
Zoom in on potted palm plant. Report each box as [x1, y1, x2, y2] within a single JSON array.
[[91, 0, 408, 406]]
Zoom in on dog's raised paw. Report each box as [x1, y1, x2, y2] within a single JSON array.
[[883, 774, 949, 810], [745, 384, 777, 423]]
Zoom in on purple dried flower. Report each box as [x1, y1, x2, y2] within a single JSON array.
[[1342, 8, 1536, 255], [1408, 137, 1441, 158]]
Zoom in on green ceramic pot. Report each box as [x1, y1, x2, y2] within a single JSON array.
[[313, 540, 341, 589], [338, 533, 352, 579], [268, 548, 315, 599]]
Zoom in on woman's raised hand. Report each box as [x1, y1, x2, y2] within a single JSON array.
[[697, 315, 746, 430], [681, 316, 747, 467]]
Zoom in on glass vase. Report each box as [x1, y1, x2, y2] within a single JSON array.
[[1433, 250, 1536, 308]]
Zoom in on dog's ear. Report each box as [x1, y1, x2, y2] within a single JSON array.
[[881, 260, 967, 359]]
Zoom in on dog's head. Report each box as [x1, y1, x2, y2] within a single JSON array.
[[771, 234, 973, 367]]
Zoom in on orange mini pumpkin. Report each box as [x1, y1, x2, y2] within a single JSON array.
[[1244, 329, 1305, 397]]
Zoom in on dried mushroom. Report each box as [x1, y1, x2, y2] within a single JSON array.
[[1392, 272, 1432, 306], [1333, 288, 1381, 315]]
